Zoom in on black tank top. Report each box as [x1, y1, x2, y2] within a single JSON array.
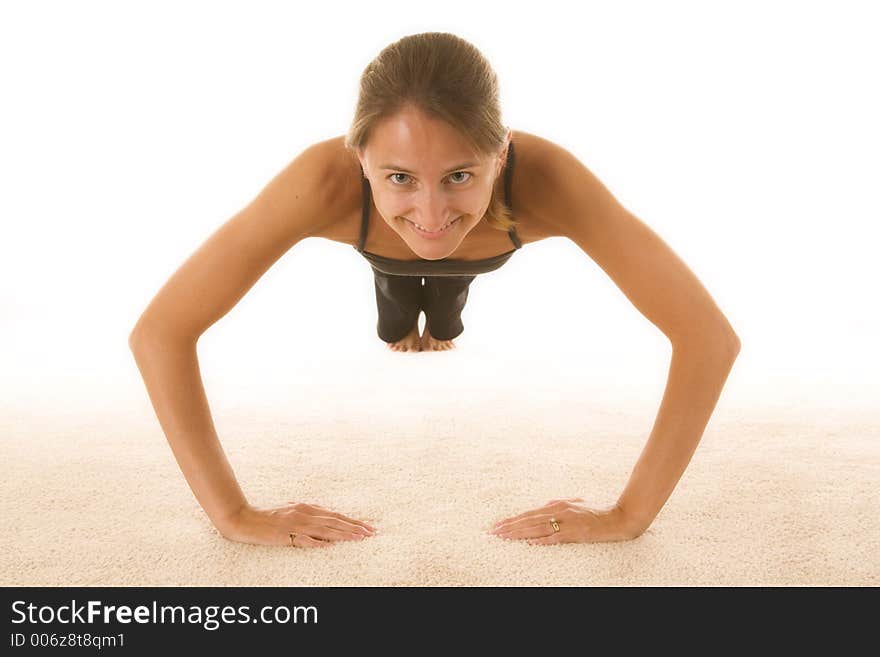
[[355, 140, 522, 277]]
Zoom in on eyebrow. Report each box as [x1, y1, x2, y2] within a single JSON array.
[[378, 162, 479, 175]]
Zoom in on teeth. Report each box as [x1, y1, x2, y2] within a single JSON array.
[[412, 219, 454, 232]]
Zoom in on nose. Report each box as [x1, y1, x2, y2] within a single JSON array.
[[414, 188, 455, 230]]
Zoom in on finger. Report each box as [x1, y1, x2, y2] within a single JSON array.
[[315, 515, 375, 537], [291, 533, 332, 548], [306, 523, 371, 543], [491, 507, 544, 529], [307, 504, 377, 532], [495, 513, 561, 536], [492, 500, 572, 528], [527, 533, 564, 546], [289, 503, 377, 532], [494, 521, 554, 541], [492, 510, 555, 532], [300, 516, 372, 541]]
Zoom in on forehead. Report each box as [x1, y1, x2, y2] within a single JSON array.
[[366, 108, 484, 170]]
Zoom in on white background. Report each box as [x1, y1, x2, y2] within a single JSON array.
[[2, 0, 878, 413]]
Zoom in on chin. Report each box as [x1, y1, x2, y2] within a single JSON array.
[[410, 243, 460, 260], [402, 233, 458, 257]]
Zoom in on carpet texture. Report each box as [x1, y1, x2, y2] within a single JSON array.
[[2, 354, 877, 586]]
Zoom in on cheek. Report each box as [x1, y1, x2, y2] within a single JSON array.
[[453, 188, 489, 212], [374, 191, 407, 213]]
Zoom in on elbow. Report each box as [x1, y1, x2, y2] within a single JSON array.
[[128, 326, 142, 351], [723, 325, 741, 361], [710, 314, 741, 361], [128, 326, 143, 352], [670, 320, 741, 362], [129, 317, 154, 351], [129, 318, 198, 352], [128, 327, 150, 352], [128, 318, 162, 352], [718, 329, 741, 368], [703, 310, 740, 358]]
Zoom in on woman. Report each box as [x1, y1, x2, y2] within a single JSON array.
[[130, 32, 740, 548]]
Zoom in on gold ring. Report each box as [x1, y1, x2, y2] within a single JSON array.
[[550, 519, 560, 533], [289, 532, 298, 547]]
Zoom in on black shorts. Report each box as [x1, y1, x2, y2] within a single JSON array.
[[372, 268, 477, 343]]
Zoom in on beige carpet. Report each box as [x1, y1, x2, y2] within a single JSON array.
[[2, 350, 878, 586]]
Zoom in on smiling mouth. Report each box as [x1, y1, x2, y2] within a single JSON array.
[[405, 217, 460, 235]]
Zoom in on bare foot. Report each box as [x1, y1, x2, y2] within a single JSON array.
[[420, 325, 456, 351], [387, 322, 422, 352]]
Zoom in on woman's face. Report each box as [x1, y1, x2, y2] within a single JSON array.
[[358, 105, 511, 260]]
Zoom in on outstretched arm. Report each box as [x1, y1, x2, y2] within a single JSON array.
[[617, 326, 739, 534], [491, 139, 739, 542], [130, 138, 376, 547]]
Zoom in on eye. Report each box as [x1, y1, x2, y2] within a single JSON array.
[[386, 171, 473, 186]]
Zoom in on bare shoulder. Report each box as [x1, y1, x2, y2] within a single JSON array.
[[305, 134, 364, 244], [129, 136, 359, 340], [509, 130, 620, 241], [506, 130, 576, 241]]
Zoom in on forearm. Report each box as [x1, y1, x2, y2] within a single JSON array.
[[616, 333, 740, 534], [129, 329, 248, 534]]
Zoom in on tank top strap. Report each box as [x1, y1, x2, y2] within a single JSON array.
[[357, 168, 370, 253], [504, 140, 522, 249]]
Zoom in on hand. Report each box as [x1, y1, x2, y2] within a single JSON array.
[[489, 497, 642, 544], [219, 502, 377, 548]]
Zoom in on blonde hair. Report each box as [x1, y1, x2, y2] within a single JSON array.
[[344, 32, 516, 232]]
